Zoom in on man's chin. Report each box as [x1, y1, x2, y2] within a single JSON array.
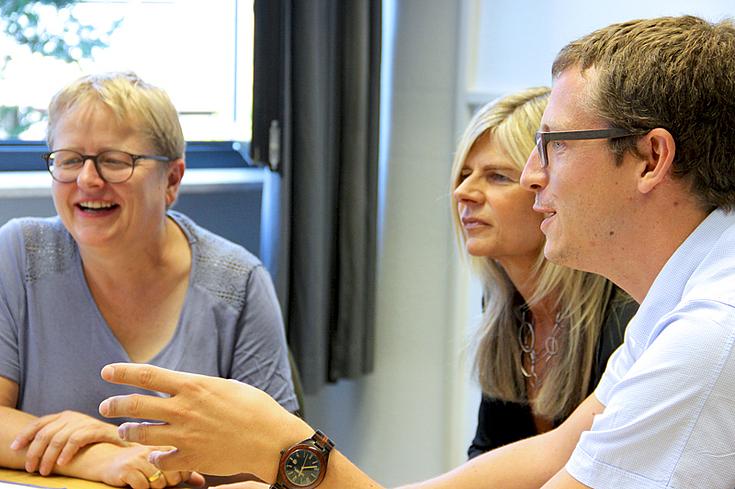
[[544, 242, 592, 274]]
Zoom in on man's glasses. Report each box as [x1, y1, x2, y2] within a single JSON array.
[[43, 150, 170, 184], [535, 128, 645, 168]]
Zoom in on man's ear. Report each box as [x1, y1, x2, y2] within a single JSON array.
[[637, 128, 675, 194], [165, 158, 186, 207]]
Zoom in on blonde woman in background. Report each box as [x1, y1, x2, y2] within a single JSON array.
[[450, 87, 637, 456]]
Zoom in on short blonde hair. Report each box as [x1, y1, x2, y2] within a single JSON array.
[[46, 71, 185, 160], [451, 87, 615, 420]]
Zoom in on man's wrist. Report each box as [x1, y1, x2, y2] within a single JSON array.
[[270, 429, 334, 489], [265, 414, 314, 481]]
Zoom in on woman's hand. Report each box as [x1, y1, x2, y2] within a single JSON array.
[[97, 444, 205, 489], [10, 410, 128, 475], [98, 363, 313, 478]]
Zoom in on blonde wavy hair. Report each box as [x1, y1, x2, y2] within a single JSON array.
[[451, 87, 614, 420]]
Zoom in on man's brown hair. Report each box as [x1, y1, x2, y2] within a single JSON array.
[[554, 16, 735, 211]]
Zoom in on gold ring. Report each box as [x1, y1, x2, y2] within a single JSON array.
[[147, 470, 163, 483]]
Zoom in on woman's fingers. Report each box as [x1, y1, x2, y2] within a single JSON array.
[[56, 425, 127, 465], [148, 469, 197, 489], [149, 469, 202, 489], [23, 424, 65, 473], [147, 469, 169, 489], [15, 411, 129, 474], [13, 414, 62, 472], [100, 445, 191, 489], [187, 471, 206, 487], [210, 483, 271, 489], [37, 429, 71, 475], [10, 414, 59, 450], [121, 469, 150, 489]]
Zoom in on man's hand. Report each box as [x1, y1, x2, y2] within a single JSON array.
[[10, 410, 128, 475], [98, 363, 313, 479]]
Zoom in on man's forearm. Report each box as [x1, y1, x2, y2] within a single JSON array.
[[396, 394, 601, 489], [315, 451, 383, 489], [396, 429, 570, 489]]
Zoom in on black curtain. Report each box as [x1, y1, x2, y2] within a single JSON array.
[[252, 0, 381, 394]]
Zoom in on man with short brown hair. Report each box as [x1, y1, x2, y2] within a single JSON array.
[[520, 14, 735, 489]]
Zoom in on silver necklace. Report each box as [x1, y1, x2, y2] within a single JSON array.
[[518, 310, 562, 385]]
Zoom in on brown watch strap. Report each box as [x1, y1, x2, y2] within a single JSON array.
[[312, 429, 335, 452]]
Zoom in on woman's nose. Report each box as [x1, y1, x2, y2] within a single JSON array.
[[76, 158, 105, 187], [454, 175, 483, 204]]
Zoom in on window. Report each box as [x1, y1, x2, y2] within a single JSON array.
[[0, 0, 254, 170]]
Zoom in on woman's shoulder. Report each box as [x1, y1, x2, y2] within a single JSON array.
[[0, 216, 72, 254], [169, 211, 262, 268], [169, 211, 269, 309], [0, 216, 76, 282]]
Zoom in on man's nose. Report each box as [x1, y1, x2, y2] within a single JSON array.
[[520, 148, 547, 192]]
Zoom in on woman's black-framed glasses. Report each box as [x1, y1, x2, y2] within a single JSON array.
[[43, 149, 171, 184], [535, 128, 645, 168]]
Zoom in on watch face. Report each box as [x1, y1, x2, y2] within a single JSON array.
[[284, 448, 322, 487]]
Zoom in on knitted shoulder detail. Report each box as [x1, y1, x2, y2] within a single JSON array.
[[21, 217, 77, 283], [175, 213, 260, 311]]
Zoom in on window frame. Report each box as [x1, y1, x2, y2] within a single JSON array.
[[0, 139, 253, 172], [0, 0, 256, 173]]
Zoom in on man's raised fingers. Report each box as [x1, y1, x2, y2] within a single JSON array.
[[114, 421, 175, 447], [100, 363, 185, 395], [99, 394, 170, 423]]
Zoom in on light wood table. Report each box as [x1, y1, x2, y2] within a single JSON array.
[[0, 468, 113, 488], [0, 468, 260, 488]]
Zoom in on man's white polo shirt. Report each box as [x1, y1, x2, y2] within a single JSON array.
[[567, 209, 735, 489]]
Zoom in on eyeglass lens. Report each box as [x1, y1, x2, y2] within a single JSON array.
[[47, 150, 135, 183]]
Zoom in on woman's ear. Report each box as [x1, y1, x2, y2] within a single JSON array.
[[165, 158, 186, 207], [637, 128, 676, 194]]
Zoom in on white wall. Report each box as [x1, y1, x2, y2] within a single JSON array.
[[464, 0, 735, 102], [301, 1, 477, 485], [304, 2, 735, 487]]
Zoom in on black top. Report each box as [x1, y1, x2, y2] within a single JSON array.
[[467, 287, 638, 459]]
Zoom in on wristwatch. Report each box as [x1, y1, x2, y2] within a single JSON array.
[[270, 430, 335, 489]]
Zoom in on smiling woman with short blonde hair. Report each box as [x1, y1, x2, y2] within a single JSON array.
[[0, 71, 297, 487]]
